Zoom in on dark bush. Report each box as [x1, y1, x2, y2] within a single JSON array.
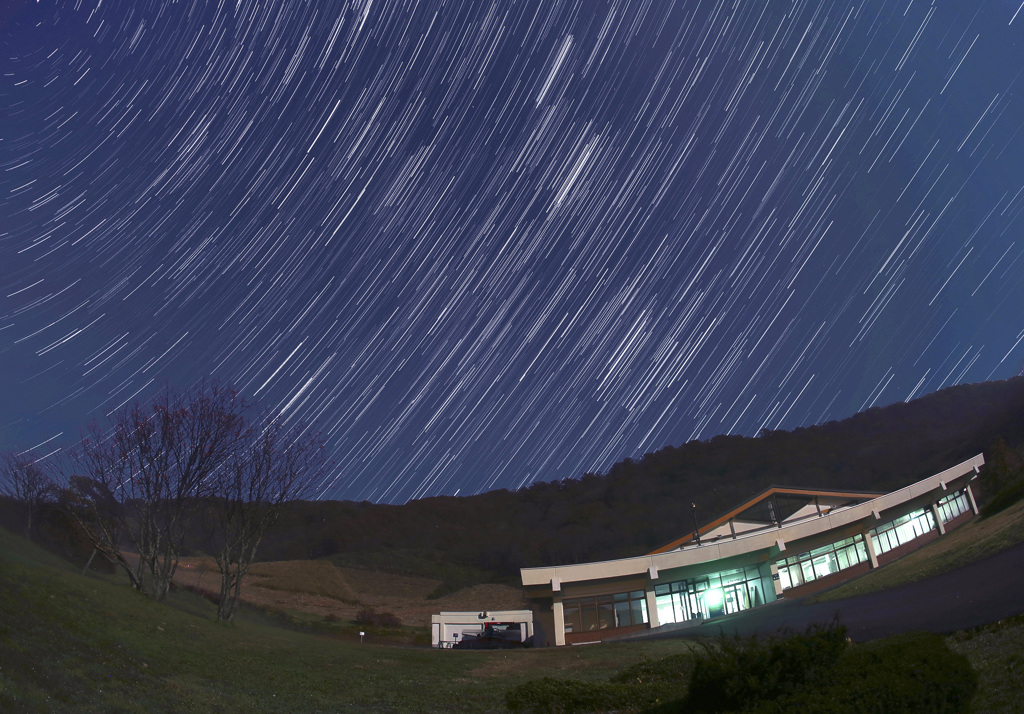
[[354, 607, 401, 628], [684, 620, 849, 712], [507, 625, 976, 714], [980, 477, 1024, 517], [181, 583, 220, 606], [764, 632, 977, 714]]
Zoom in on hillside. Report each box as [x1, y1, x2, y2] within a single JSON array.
[[261, 377, 1024, 587], [169, 555, 526, 628], [0, 525, 685, 712]]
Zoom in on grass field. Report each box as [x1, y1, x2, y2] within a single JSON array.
[[0, 528, 695, 712]]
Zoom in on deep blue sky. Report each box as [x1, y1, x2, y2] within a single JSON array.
[[3, 0, 1023, 503]]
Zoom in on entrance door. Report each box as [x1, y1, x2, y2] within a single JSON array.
[[722, 582, 750, 615]]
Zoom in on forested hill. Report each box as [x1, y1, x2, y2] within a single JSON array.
[[265, 377, 1024, 583]]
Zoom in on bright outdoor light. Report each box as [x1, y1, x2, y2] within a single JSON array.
[[704, 588, 724, 609]]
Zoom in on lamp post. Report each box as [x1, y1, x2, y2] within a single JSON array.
[[692, 503, 701, 545]]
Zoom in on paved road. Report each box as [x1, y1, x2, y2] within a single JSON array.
[[629, 540, 1024, 643]]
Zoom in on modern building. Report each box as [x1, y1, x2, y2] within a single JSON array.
[[520, 454, 984, 647]]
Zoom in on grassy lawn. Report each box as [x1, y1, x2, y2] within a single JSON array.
[[948, 615, 1024, 714], [0, 527, 695, 712], [809, 496, 1024, 603]]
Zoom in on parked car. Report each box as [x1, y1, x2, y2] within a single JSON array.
[[453, 624, 532, 649]]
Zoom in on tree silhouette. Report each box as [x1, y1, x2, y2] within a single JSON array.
[[0, 450, 53, 539], [63, 381, 249, 601], [205, 419, 325, 622]]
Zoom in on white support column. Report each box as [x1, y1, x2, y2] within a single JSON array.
[[863, 531, 879, 569], [552, 599, 566, 647], [769, 562, 783, 598], [931, 503, 946, 535], [645, 565, 660, 629], [965, 483, 979, 515], [645, 588, 660, 629]]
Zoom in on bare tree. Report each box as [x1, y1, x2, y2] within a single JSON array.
[[207, 420, 325, 622], [1, 450, 53, 538], [64, 382, 249, 600]]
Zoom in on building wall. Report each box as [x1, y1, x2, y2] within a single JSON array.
[[530, 601, 557, 649], [873, 500, 974, 567], [875, 528, 941, 567], [943, 508, 974, 532], [564, 623, 646, 645], [781, 560, 872, 599]]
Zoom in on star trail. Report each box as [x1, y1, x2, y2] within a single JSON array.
[[3, 0, 1023, 503]]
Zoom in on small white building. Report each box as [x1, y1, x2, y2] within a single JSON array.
[[431, 610, 535, 648]]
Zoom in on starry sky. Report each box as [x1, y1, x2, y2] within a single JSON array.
[[3, 0, 1024, 504]]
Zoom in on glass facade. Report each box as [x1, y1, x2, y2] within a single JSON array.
[[870, 507, 936, 556], [655, 565, 765, 625], [561, 590, 648, 634], [936, 490, 971, 524], [776, 535, 869, 591]]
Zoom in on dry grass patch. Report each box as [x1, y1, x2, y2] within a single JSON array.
[[336, 567, 527, 627], [171, 559, 527, 628], [337, 566, 442, 601], [247, 560, 359, 602], [171, 557, 362, 621]]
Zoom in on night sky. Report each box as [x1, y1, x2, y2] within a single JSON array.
[[3, 0, 1024, 503]]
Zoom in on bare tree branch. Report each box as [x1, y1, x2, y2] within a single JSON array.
[[62, 381, 250, 600], [207, 419, 326, 622], [1, 450, 54, 539]]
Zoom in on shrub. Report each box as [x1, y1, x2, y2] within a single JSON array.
[[980, 477, 1024, 518], [507, 624, 976, 714], [354, 607, 401, 628], [683, 619, 849, 712], [181, 583, 220, 606], [766, 632, 977, 714]]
